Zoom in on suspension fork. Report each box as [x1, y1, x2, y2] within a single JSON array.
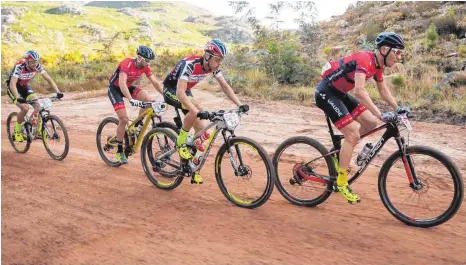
[[395, 136, 420, 187], [222, 129, 246, 176]]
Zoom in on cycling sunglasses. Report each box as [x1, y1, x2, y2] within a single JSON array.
[[391, 48, 402, 56]]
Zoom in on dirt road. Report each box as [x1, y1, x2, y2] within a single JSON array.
[[2, 89, 466, 265]]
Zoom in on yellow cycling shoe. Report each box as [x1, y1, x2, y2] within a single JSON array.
[[14, 129, 24, 142], [191, 171, 203, 184], [177, 144, 193, 160], [336, 184, 361, 204]]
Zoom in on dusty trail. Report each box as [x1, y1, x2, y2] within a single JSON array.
[[2, 89, 466, 265]]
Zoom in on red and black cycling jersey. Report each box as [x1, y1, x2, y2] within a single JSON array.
[[108, 58, 152, 87], [321, 51, 384, 94], [6, 60, 45, 87], [163, 55, 222, 91]]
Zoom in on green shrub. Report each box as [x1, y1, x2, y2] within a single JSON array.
[[426, 23, 439, 49]]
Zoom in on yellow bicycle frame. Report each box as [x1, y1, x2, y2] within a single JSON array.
[[126, 107, 158, 153]]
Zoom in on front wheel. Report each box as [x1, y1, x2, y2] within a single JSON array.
[[41, 115, 70, 160], [215, 136, 274, 209], [6, 112, 31, 153], [273, 136, 335, 207], [141, 127, 184, 190], [379, 145, 464, 227]]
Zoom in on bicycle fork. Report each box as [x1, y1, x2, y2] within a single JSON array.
[[396, 137, 423, 190]]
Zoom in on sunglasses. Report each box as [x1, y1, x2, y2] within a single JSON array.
[[391, 48, 402, 56], [138, 56, 152, 63]]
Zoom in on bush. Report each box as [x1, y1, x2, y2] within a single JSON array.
[[322, 47, 332, 56], [362, 22, 381, 42], [391, 75, 406, 90], [432, 16, 457, 36], [426, 23, 439, 49], [459, 45, 466, 57]]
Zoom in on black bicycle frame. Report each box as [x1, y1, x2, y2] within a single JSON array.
[[325, 116, 418, 186]]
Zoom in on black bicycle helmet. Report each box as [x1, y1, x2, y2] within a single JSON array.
[[375, 32, 405, 49], [136, 45, 155, 60]]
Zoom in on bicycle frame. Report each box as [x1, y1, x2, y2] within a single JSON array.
[[119, 107, 162, 153], [155, 108, 245, 175], [312, 116, 418, 187]]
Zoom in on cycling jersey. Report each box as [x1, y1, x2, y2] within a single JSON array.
[[163, 55, 222, 91], [109, 58, 152, 87], [321, 51, 384, 94], [6, 60, 45, 87]]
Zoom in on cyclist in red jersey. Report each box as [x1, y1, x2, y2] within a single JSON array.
[[107, 45, 164, 164], [162, 39, 249, 184], [6, 50, 63, 142], [315, 32, 411, 203]]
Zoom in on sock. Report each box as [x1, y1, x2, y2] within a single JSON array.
[[15, 122, 22, 132], [117, 140, 123, 153], [336, 167, 348, 186], [177, 128, 189, 146]]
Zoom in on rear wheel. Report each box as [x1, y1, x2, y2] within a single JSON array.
[[273, 136, 335, 207], [141, 127, 184, 190], [96, 117, 129, 167], [6, 112, 31, 153]]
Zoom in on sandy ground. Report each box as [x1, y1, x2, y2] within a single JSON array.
[[2, 88, 466, 265]]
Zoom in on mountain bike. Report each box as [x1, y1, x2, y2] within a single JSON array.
[[140, 107, 275, 209], [96, 101, 177, 167], [6, 96, 70, 160], [273, 113, 463, 227]]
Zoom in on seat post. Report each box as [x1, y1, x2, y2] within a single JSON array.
[[326, 115, 344, 149], [173, 108, 183, 129]]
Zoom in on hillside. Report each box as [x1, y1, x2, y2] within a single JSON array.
[[1, 1, 253, 67], [320, 1, 466, 72]]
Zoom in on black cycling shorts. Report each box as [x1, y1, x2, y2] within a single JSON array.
[[6, 84, 36, 102], [314, 80, 367, 129], [108, 85, 142, 111], [162, 86, 193, 115]]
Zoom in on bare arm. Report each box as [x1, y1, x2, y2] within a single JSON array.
[[9, 76, 20, 98], [216, 75, 241, 106], [118, 72, 133, 99], [376, 81, 398, 110], [148, 74, 164, 94], [354, 73, 382, 119], [176, 79, 199, 113], [41, 71, 60, 93]]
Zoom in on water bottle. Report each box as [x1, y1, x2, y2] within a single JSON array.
[[356, 143, 373, 166], [192, 149, 204, 165], [31, 113, 38, 127]]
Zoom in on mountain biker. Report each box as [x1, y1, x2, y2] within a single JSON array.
[[162, 39, 249, 184], [107, 45, 164, 164], [314, 32, 410, 203], [6, 50, 63, 142]]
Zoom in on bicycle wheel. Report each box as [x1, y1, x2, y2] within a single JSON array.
[[141, 127, 184, 190], [379, 145, 464, 227], [6, 112, 31, 153], [273, 136, 335, 207], [96, 117, 129, 167], [215, 136, 274, 209], [155, 121, 180, 135], [41, 115, 69, 160]]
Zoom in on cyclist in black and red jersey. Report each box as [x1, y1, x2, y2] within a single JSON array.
[[6, 50, 63, 143], [315, 32, 411, 203], [162, 39, 249, 184], [107, 45, 164, 164]]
